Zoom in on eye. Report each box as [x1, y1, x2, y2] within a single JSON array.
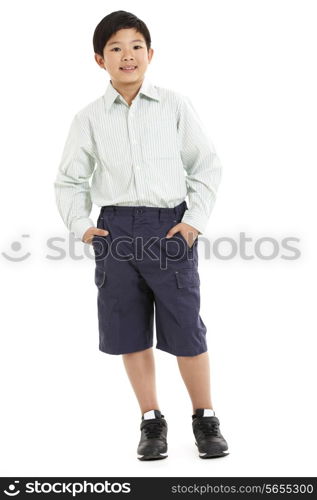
[[111, 45, 143, 52]]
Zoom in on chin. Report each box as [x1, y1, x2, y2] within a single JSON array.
[[119, 72, 144, 82]]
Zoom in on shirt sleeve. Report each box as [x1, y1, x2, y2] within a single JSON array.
[[177, 95, 223, 234], [54, 113, 96, 241]]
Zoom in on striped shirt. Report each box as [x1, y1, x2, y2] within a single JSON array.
[[54, 76, 222, 241]]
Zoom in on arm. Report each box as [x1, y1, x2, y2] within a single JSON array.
[[177, 95, 223, 234], [54, 113, 96, 241]]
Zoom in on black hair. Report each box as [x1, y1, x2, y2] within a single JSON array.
[[93, 10, 151, 57]]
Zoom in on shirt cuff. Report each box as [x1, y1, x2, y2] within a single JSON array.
[[70, 217, 95, 242], [180, 212, 207, 235]]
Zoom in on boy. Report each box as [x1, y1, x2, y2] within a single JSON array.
[[54, 10, 229, 460]]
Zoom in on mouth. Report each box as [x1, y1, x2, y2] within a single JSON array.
[[119, 66, 137, 72]]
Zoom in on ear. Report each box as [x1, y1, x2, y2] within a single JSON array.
[[148, 47, 154, 63], [94, 53, 105, 69]]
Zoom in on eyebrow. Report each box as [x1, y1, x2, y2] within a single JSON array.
[[107, 39, 145, 46]]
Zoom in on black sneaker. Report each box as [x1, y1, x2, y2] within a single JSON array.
[[192, 409, 229, 458], [137, 410, 168, 461]]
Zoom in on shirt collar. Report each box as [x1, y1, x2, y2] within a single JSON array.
[[103, 76, 160, 110]]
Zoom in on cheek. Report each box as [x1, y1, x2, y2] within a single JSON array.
[[138, 57, 148, 66], [105, 54, 119, 66], [109, 61, 121, 72]]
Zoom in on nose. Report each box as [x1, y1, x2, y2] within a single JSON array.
[[122, 51, 135, 61]]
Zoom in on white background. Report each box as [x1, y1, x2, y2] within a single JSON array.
[[1, 0, 316, 478]]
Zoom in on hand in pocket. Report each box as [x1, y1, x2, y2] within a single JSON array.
[[82, 226, 109, 244]]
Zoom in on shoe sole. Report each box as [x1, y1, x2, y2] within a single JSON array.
[[195, 442, 230, 458], [137, 452, 168, 461]]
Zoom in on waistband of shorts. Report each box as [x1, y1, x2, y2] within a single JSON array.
[[100, 200, 188, 217]]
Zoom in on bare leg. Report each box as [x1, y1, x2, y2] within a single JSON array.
[[122, 347, 160, 414], [177, 351, 213, 413]]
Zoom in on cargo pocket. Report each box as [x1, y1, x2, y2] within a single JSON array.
[[175, 268, 200, 288], [95, 266, 107, 288], [174, 268, 201, 327]]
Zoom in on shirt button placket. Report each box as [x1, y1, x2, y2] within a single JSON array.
[[128, 105, 142, 191]]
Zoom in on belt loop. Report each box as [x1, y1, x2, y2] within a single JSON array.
[[159, 207, 163, 222]]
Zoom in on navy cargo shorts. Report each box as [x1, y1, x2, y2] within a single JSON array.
[[92, 200, 207, 357]]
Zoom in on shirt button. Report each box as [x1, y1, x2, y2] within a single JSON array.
[[135, 165, 140, 171]]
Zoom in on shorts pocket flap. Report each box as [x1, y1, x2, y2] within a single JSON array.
[[175, 269, 200, 288], [95, 267, 107, 288]]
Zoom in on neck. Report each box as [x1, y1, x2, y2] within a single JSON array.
[[110, 77, 144, 106]]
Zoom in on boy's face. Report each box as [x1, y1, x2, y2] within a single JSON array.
[[95, 28, 153, 85]]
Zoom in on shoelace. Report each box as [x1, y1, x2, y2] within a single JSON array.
[[197, 418, 219, 437], [144, 420, 165, 439]]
